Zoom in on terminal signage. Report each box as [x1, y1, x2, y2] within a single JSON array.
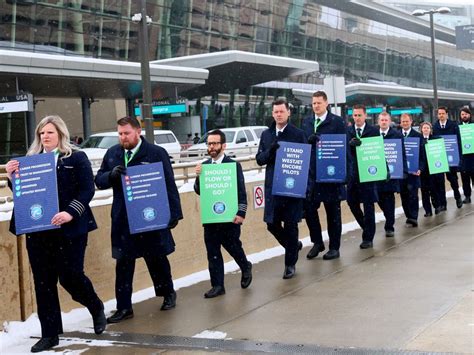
[[389, 107, 423, 115], [134, 99, 188, 116], [455, 25, 474, 50], [347, 107, 384, 115], [0, 94, 34, 113]]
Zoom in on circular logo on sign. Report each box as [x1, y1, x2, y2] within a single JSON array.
[[435, 161, 442, 168], [465, 143, 471, 149], [448, 155, 453, 162], [327, 165, 335, 176], [388, 165, 394, 173], [142, 207, 157, 221], [30, 204, 44, 220], [285, 177, 295, 189], [213, 202, 226, 214], [368, 166, 378, 175]]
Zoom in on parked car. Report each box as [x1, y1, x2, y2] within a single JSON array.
[[81, 130, 181, 172], [185, 126, 267, 158]]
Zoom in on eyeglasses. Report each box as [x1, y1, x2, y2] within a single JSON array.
[[206, 142, 222, 146]]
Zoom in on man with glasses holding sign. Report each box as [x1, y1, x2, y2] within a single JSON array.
[[194, 129, 252, 299], [302, 91, 348, 261], [256, 97, 307, 279], [95, 116, 182, 323]]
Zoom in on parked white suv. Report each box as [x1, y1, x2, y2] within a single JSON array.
[[185, 126, 267, 158], [81, 130, 181, 173]]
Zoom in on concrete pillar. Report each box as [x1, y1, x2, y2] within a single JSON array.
[[81, 97, 92, 139], [126, 98, 136, 118]]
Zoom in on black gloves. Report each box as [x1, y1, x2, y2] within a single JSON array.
[[109, 165, 126, 183], [308, 134, 320, 145], [386, 169, 391, 182], [349, 137, 362, 147], [269, 140, 280, 155], [168, 219, 179, 229]]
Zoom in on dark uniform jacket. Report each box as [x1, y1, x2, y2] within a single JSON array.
[[346, 123, 380, 203], [459, 120, 474, 173], [194, 154, 247, 221], [256, 122, 307, 223], [10, 150, 97, 237], [95, 137, 182, 259], [301, 111, 348, 202], [401, 128, 425, 188]]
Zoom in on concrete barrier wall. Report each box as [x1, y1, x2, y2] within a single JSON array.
[[0, 178, 417, 328]]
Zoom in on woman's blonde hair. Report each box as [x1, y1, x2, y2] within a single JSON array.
[[27, 115, 75, 158]]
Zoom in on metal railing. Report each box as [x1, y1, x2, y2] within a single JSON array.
[[0, 155, 263, 207]]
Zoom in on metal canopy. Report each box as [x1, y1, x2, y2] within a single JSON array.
[[293, 83, 474, 106], [0, 50, 208, 99], [316, 0, 456, 44], [153, 50, 319, 98]]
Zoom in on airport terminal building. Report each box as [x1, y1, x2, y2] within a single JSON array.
[[1, 0, 473, 162]]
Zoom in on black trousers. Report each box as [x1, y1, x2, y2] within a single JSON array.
[[115, 254, 174, 310], [420, 173, 445, 213], [445, 168, 460, 200], [267, 221, 299, 266], [204, 222, 249, 287], [305, 200, 342, 251], [26, 232, 103, 338], [461, 171, 474, 198], [377, 191, 396, 232], [347, 200, 376, 242], [400, 180, 419, 221]]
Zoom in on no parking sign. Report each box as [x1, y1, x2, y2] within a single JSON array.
[[253, 185, 265, 209]]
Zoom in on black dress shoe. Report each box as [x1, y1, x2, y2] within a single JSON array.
[[323, 249, 340, 260], [306, 243, 325, 259], [424, 212, 433, 217], [92, 307, 107, 334], [31, 336, 59, 353], [435, 205, 447, 214], [385, 230, 395, 238], [204, 286, 225, 298], [456, 198, 463, 208], [282, 265, 295, 279], [359, 241, 373, 249], [107, 308, 134, 323], [240, 261, 252, 289], [463, 197, 471, 204], [161, 291, 177, 311], [298, 241, 303, 251], [406, 218, 418, 227]]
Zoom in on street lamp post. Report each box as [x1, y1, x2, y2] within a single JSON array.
[[412, 7, 451, 118], [132, 0, 154, 143]]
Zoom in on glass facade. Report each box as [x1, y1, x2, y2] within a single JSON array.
[[1, 0, 473, 94]]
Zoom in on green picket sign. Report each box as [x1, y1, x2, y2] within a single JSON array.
[[459, 124, 474, 155], [199, 162, 238, 224], [356, 136, 387, 183], [425, 138, 450, 175]]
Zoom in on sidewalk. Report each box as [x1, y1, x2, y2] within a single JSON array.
[[5, 199, 474, 354]]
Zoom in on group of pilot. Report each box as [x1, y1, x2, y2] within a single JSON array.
[[5, 93, 472, 353]]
